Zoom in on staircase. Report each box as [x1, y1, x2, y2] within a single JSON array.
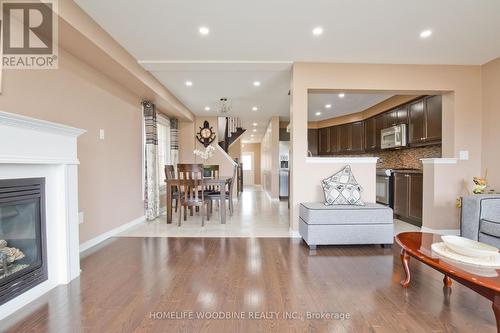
[[218, 117, 246, 153]]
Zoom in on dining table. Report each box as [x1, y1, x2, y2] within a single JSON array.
[[165, 176, 232, 224]]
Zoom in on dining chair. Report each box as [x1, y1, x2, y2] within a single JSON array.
[[203, 165, 220, 192], [177, 164, 210, 226], [207, 163, 237, 216], [164, 165, 178, 213]]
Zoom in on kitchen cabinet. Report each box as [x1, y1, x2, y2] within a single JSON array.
[[393, 171, 423, 226], [318, 127, 330, 155], [307, 129, 318, 156], [375, 115, 386, 149], [409, 96, 442, 146], [385, 106, 409, 127], [351, 121, 364, 152], [425, 95, 442, 143], [364, 117, 377, 151], [329, 126, 340, 153], [338, 122, 364, 153], [339, 124, 351, 152]]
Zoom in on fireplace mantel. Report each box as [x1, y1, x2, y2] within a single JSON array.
[[0, 110, 86, 320]]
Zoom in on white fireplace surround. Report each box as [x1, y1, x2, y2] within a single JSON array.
[[0, 111, 85, 320]]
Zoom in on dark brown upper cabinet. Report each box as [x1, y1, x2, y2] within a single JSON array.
[[339, 124, 351, 152], [385, 106, 409, 127], [338, 122, 364, 153], [307, 129, 318, 156], [364, 117, 377, 151], [409, 99, 426, 145], [329, 126, 340, 153], [318, 127, 330, 155], [409, 96, 442, 146], [375, 115, 386, 149], [350, 121, 364, 152], [425, 95, 442, 143]]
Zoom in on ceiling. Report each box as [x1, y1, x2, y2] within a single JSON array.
[[75, 0, 500, 142], [308, 93, 393, 121]]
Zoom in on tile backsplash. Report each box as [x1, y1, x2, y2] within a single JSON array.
[[377, 145, 442, 170]]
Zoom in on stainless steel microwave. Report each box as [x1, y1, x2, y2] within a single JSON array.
[[381, 124, 407, 149]]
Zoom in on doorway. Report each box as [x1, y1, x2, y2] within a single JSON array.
[[242, 152, 255, 185]]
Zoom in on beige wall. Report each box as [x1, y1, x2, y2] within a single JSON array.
[[481, 57, 500, 191], [0, 49, 144, 244], [261, 116, 280, 198], [228, 138, 242, 163], [291, 62, 482, 231], [178, 117, 238, 194], [242, 143, 262, 185]]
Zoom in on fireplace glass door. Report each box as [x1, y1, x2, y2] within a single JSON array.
[[0, 178, 47, 305]]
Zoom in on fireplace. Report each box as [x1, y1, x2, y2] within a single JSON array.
[[0, 178, 47, 305]]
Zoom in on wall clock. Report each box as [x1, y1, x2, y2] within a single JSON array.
[[196, 121, 216, 147]]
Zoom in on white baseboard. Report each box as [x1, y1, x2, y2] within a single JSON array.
[[420, 226, 460, 236], [79, 215, 145, 253]]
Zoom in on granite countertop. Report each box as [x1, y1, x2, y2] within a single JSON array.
[[391, 169, 423, 174]]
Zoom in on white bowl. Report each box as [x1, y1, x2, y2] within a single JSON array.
[[442, 235, 499, 258]]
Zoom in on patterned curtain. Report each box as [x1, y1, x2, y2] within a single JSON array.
[[143, 101, 160, 220], [170, 118, 179, 167]]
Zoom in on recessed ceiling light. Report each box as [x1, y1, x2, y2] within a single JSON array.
[[338, 93, 345, 98], [185, 81, 193, 86], [252, 122, 258, 126], [420, 29, 432, 39], [253, 129, 257, 132], [252, 106, 259, 111], [312, 27, 323, 36], [325, 104, 332, 109], [253, 81, 261, 87], [199, 26, 210, 35], [315, 111, 322, 116], [251, 134, 254, 137], [204, 106, 210, 111]]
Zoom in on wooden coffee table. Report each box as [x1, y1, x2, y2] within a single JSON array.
[[396, 232, 500, 332]]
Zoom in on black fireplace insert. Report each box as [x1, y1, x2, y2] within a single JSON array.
[[0, 178, 47, 305]]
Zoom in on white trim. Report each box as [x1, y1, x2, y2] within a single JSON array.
[[420, 158, 458, 165], [0, 110, 86, 137], [420, 226, 460, 235], [305, 157, 379, 164], [0, 156, 80, 165], [79, 216, 145, 253]]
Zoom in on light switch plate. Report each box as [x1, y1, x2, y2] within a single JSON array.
[[459, 150, 469, 160], [99, 129, 105, 140], [79, 212, 84, 224]]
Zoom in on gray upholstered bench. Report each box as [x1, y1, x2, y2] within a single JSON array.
[[299, 203, 394, 249]]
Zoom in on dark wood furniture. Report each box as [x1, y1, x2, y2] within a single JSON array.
[[396, 232, 500, 333], [166, 175, 232, 224], [176, 164, 210, 226], [203, 164, 220, 191], [207, 164, 237, 216], [409, 95, 442, 146], [307, 128, 318, 156], [310, 95, 442, 156], [164, 165, 178, 213], [393, 170, 423, 226]]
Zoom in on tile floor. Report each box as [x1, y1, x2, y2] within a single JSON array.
[[119, 185, 420, 238]]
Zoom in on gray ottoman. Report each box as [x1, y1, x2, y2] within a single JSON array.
[[299, 202, 394, 249]]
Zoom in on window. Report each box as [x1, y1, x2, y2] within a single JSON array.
[[242, 154, 252, 171], [157, 115, 171, 188]]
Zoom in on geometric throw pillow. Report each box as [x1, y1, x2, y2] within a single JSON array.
[[321, 165, 364, 206]]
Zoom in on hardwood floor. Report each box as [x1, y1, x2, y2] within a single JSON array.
[[1, 237, 496, 332]]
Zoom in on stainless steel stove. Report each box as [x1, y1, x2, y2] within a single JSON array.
[[376, 168, 393, 207]]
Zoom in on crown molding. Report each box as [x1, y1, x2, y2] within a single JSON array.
[[0, 111, 86, 137]]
